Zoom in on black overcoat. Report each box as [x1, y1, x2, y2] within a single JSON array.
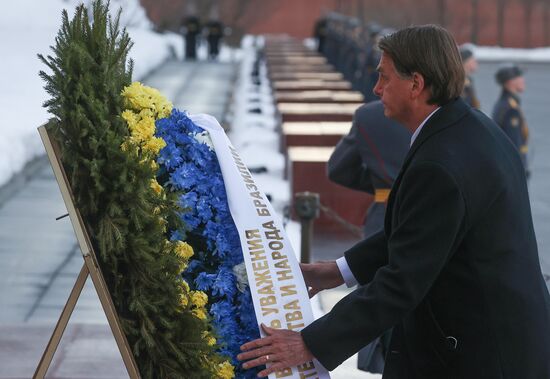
[[302, 98, 550, 378]]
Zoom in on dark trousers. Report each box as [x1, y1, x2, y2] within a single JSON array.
[[185, 35, 197, 59]]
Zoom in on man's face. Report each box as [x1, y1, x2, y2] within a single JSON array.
[[373, 52, 413, 122], [506, 76, 525, 94], [463, 57, 478, 75]]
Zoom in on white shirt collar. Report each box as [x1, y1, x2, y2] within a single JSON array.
[[410, 107, 441, 146]]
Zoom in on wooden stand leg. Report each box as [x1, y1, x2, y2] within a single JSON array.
[[37, 125, 141, 378], [86, 254, 140, 378], [33, 263, 89, 379]]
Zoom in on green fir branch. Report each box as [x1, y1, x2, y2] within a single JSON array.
[[38, 1, 225, 377]]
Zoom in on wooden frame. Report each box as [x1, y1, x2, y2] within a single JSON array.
[[34, 124, 140, 378]]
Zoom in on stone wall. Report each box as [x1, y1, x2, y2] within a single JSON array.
[[140, 0, 550, 47]]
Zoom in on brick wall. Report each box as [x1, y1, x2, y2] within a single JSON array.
[[140, 0, 550, 47]]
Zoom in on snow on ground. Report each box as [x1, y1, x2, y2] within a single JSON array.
[[226, 35, 290, 233], [474, 45, 550, 62], [226, 37, 293, 239], [0, 0, 183, 188], [3, 0, 549, 191], [223, 36, 331, 323]]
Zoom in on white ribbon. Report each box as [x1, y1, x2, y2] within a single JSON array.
[[191, 114, 330, 379]]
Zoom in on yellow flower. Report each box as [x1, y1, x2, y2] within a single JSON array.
[[131, 117, 155, 143], [180, 280, 190, 293], [201, 331, 216, 346], [180, 293, 188, 308], [192, 308, 207, 320], [174, 241, 194, 260], [216, 361, 235, 379], [190, 290, 208, 308], [120, 82, 171, 160], [122, 82, 173, 118], [150, 179, 163, 195], [138, 107, 154, 119], [144, 137, 166, 155]]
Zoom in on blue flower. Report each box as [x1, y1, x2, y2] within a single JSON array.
[[157, 109, 260, 375], [195, 271, 216, 291], [212, 267, 237, 298]]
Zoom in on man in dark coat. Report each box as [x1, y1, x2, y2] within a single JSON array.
[[238, 25, 550, 379], [313, 17, 328, 53], [182, 15, 200, 60], [205, 19, 224, 60], [459, 44, 480, 109], [328, 100, 411, 374], [492, 64, 529, 178]]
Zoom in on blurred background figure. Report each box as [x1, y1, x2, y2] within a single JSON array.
[[363, 27, 394, 102], [313, 15, 328, 53], [205, 7, 224, 60], [460, 43, 480, 109], [340, 18, 361, 85], [492, 64, 530, 178], [323, 13, 345, 69], [181, 2, 200, 60], [327, 100, 411, 375]]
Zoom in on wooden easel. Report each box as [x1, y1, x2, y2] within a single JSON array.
[[34, 125, 140, 378]]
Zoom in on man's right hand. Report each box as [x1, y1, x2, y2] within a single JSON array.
[[300, 261, 345, 298]]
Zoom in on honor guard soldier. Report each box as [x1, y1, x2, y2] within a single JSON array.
[[459, 44, 480, 109], [342, 18, 362, 85], [327, 100, 411, 375], [205, 19, 224, 60], [362, 27, 394, 103], [359, 23, 381, 101], [313, 17, 328, 53], [492, 64, 530, 178], [182, 15, 201, 60], [325, 13, 345, 67]]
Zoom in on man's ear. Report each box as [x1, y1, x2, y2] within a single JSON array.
[[410, 72, 426, 99]]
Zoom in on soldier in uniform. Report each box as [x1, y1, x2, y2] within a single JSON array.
[[459, 44, 480, 108], [205, 19, 224, 60], [327, 100, 411, 374], [324, 13, 344, 67], [313, 16, 328, 53], [182, 14, 201, 60], [492, 64, 530, 178], [362, 27, 393, 103], [341, 18, 361, 84]]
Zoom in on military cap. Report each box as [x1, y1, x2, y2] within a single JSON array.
[[495, 64, 523, 85], [379, 28, 396, 38], [367, 23, 382, 37], [459, 44, 474, 62]]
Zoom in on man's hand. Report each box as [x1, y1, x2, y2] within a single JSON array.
[[300, 261, 344, 297], [238, 324, 314, 377]]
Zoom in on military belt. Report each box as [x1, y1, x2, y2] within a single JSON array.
[[520, 145, 528, 154], [374, 188, 391, 203]]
